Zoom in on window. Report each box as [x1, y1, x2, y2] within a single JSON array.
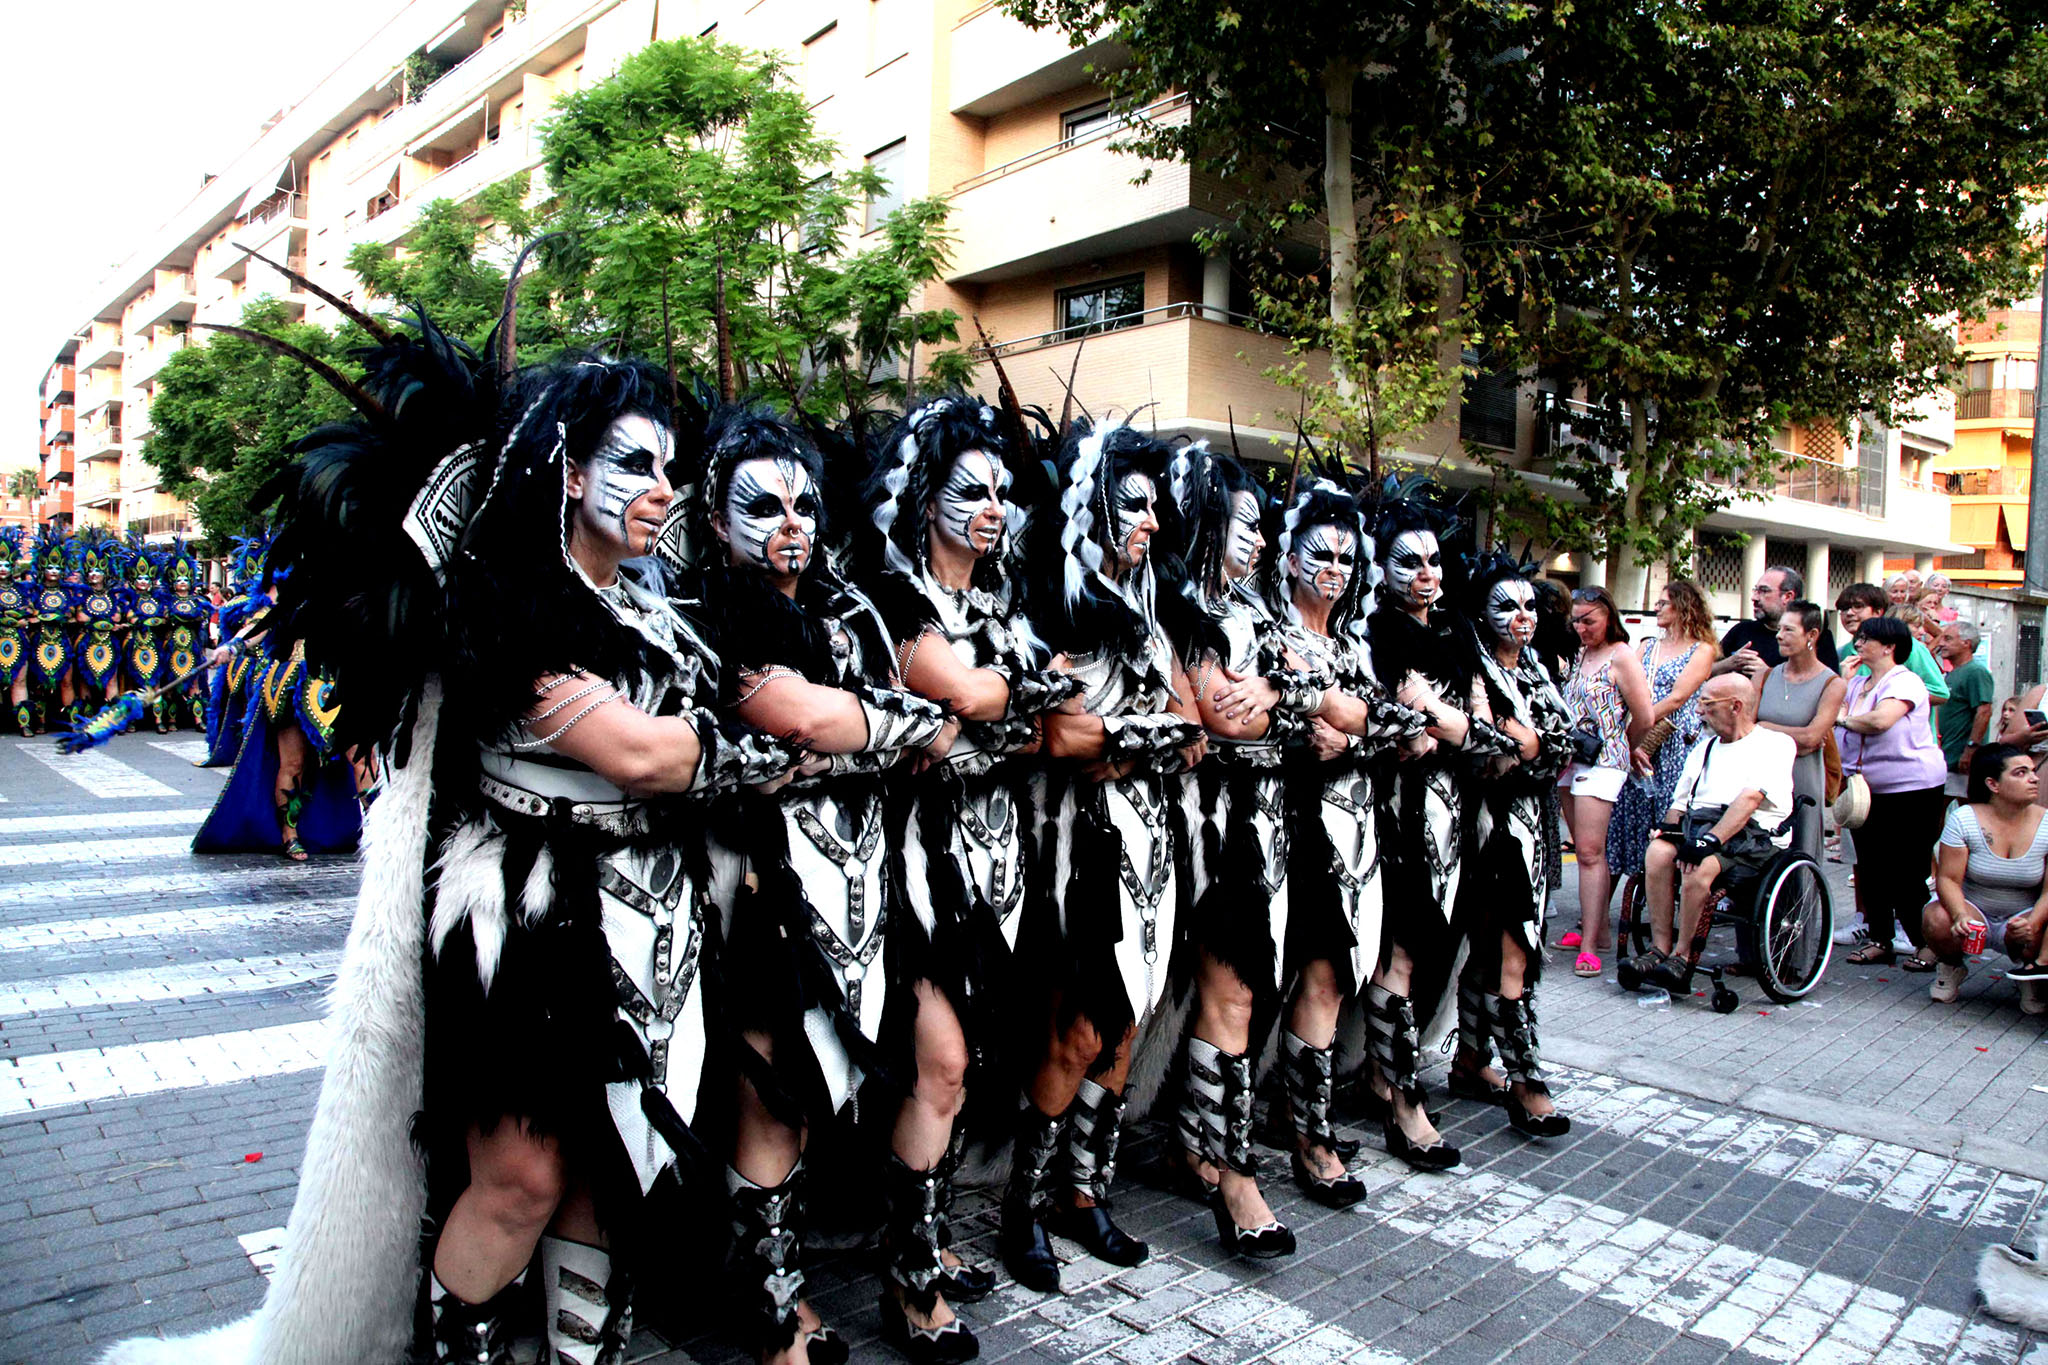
[[801, 23, 838, 105], [865, 140, 905, 232], [1967, 359, 1994, 390], [1056, 275, 1146, 340], [1062, 100, 1115, 143], [801, 175, 836, 254], [2015, 358, 2039, 392], [868, 0, 909, 71]]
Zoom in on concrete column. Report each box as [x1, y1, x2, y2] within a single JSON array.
[[1914, 552, 1935, 574], [1581, 555, 1608, 590], [1804, 541, 1830, 606], [1201, 253, 1230, 322], [1859, 547, 1885, 585], [1741, 534, 1769, 602]]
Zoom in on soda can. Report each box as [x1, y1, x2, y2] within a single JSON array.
[[1961, 918, 1987, 955]]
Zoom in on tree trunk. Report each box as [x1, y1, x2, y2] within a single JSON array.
[[1322, 58, 1361, 456]]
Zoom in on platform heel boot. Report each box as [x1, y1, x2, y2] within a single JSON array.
[[1047, 1080, 1147, 1267], [1446, 971, 1509, 1105], [1181, 1037, 1295, 1257], [879, 1156, 979, 1364], [727, 1162, 845, 1365], [1280, 1031, 1367, 1209], [934, 1129, 994, 1304], [999, 1105, 1066, 1292], [538, 1236, 628, 1365], [428, 1267, 525, 1364], [1366, 984, 1459, 1171], [1491, 994, 1571, 1138]]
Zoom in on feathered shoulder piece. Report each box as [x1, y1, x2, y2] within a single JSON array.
[[1023, 418, 1177, 659]]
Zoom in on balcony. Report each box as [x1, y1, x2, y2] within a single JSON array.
[[76, 372, 123, 417], [968, 303, 1326, 452], [217, 192, 309, 281], [949, 5, 1123, 116], [1941, 466, 2031, 497], [76, 322, 124, 371], [352, 131, 542, 247], [41, 446, 73, 486], [1957, 387, 2037, 422], [80, 478, 122, 510], [42, 364, 75, 403], [42, 405, 74, 448], [125, 332, 194, 385], [1769, 451, 1885, 518], [946, 95, 1228, 283], [126, 272, 199, 332], [77, 419, 123, 463]]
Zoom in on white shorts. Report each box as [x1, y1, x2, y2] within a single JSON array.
[[1564, 763, 1627, 804]]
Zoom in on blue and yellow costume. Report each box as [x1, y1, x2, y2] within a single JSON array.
[[123, 540, 172, 731], [69, 535, 125, 703], [204, 534, 269, 762], [160, 543, 210, 731], [27, 527, 74, 729], [0, 530, 31, 734]]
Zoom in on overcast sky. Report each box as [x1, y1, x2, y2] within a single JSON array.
[[0, 0, 411, 476]]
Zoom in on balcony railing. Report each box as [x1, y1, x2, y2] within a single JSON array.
[[1767, 451, 1886, 518], [1957, 388, 2037, 421], [955, 93, 1191, 194], [245, 190, 306, 231], [1942, 466, 2032, 497], [972, 300, 1273, 358]]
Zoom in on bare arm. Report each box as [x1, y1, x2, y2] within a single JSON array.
[[1839, 697, 1911, 737], [1653, 646, 1715, 724], [1194, 652, 1271, 741], [1612, 646, 1655, 749], [1933, 840, 1981, 927], [1757, 674, 1846, 754], [733, 671, 875, 753], [899, 630, 1009, 722], [529, 672, 703, 795], [1706, 789, 1765, 846]]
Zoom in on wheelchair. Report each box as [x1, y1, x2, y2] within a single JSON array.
[[1615, 796, 1834, 1011]]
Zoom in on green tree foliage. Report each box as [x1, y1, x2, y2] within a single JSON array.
[[140, 300, 358, 546], [4, 467, 36, 498], [537, 34, 973, 429], [1005, 0, 2048, 597]]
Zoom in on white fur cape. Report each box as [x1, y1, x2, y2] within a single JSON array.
[[102, 688, 442, 1364], [1980, 1225, 2048, 1332]]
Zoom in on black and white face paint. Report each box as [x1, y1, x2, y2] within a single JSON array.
[[1112, 472, 1158, 571], [724, 455, 818, 576], [1486, 578, 1537, 646], [1292, 524, 1356, 601], [1223, 491, 1263, 580], [576, 414, 673, 557], [1384, 530, 1442, 608], [932, 449, 1008, 558]]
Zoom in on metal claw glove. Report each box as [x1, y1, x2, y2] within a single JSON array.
[[689, 712, 804, 793]]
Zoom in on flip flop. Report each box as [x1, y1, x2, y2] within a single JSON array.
[[1555, 931, 1584, 951], [1574, 952, 1603, 978]]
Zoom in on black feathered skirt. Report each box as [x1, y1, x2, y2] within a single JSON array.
[[1377, 757, 1468, 1015], [1180, 757, 1287, 1003], [1455, 783, 1550, 990]]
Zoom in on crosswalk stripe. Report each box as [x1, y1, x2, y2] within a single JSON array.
[[0, 1018, 330, 1116], [239, 1226, 286, 1279], [149, 738, 213, 764], [0, 898, 354, 953], [0, 834, 200, 869], [0, 950, 338, 1014], [0, 807, 214, 835], [0, 865, 358, 908], [21, 746, 181, 799]]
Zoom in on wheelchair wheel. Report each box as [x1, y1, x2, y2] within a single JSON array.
[[1738, 852, 1834, 1003], [1619, 874, 1654, 960]]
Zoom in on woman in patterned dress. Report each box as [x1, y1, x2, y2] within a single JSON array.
[[1607, 579, 1717, 904], [1556, 586, 1652, 978]]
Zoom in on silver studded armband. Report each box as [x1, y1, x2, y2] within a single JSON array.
[[1268, 667, 1327, 719], [997, 665, 1086, 720], [687, 710, 803, 793], [1100, 713, 1204, 768]]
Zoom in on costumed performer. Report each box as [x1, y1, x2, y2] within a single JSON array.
[[162, 542, 212, 732], [68, 533, 125, 713], [0, 530, 31, 734], [28, 525, 75, 731], [121, 538, 172, 733]]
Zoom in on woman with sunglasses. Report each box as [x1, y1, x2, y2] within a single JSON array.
[[1834, 615, 1947, 966], [1557, 586, 1652, 978]]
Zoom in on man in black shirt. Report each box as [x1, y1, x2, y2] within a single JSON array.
[[1712, 566, 1840, 682]]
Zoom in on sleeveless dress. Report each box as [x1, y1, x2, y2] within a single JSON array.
[[1756, 662, 1833, 857], [1609, 638, 1704, 877]]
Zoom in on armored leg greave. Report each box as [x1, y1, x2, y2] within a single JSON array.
[[539, 1236, 627, 1365], [1365, 984, 1425, 1103], [726, 1162, 807, 1354], [1179, 1037, 1257, 1177], [428, 1268, 524, 1365]]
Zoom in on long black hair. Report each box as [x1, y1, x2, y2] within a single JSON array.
[[1024, 419, 1178, 659], [860, 393, 1014, 591], [1267, 479, 1371, 634]]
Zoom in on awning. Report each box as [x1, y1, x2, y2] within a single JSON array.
[[2003, 501, 2029, 547], [1952, 502, 2002, 545], [408, 96, 488, 157], [236, 160, 295, 218], [1931, 448, 2004, 473]]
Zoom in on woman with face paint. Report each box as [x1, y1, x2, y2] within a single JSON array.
[[1446, 555, 1578, 1138], [694, 407, 956, 1365], [1258, 482, 1434, 1203], [1157, 443, 1318, 1257], [1004, 420, 1205, 1295], [856, 396, 1084, 1361], [1364, 498, 1520, 1170]]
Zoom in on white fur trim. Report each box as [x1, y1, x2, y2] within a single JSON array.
[[521, 845, 554, 927], [430, 819, 509, 992], [1979, 1229, 2048, 1331], [100, 687, 444, 1363]]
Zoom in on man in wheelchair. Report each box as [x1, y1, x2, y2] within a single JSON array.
[[1638, 674, 1798, 992]]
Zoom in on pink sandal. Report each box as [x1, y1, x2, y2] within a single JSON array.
[[1573, 952, 1603, 978], [1556, 931, 1584, 951]]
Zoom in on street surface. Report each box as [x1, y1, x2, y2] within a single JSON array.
[[0, 732, 2043, 1364]]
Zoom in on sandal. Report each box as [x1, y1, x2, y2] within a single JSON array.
[[1573, 952, 1603, 978], [1900, 950, 1937, 973], [1555, 931, 1584, 951], [1845, 941, 1893, 966]]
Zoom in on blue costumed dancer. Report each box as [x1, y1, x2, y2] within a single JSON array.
[[27, 525, 74, 732], [161, 542, 211, 732], [0, 529, 31, 734], [69, 533, 126, 712], [205, 533, 271, 763], [121, 539, 172, 733]]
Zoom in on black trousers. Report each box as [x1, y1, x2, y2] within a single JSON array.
[[1848, 784, 1948, 947]]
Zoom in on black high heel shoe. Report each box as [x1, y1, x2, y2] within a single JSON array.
[[1046, 1199, 1148, 1267], [1504, 1085, 1571, 1139], [937, 1259, 995, 1304], [1206, 1185, 1296, 1259], [1291, 1148, 1368, 1209], [878, 1294, 979, 1365], [806, 1325, 852, 1365], [1381, 1114, 1461, 1172], [1445, 1065, 1510, 1106]]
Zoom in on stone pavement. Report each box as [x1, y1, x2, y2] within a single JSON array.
[[1, 733, 2045, 1364]]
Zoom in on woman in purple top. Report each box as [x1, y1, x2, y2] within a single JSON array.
[[1835, 615, 1948, 965]]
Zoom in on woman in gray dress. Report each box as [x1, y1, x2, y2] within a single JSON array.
[[1756, 600, 1845, 857]]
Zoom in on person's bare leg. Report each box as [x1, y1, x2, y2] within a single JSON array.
[[1188, 950, 1279, 1230], [1676, 859, 1721, 950], [433, 1119, 565, 1302], [1645, 838, 1678, 956], [1574, 795, 1617, 952], [888, 982, 968, 1332], [1064, 1026, 1132, 1212], [1286, 960, 1346, 1180], [1369, 945, 1445, 1147], [1496, 935, 1554, 1118], [275, 722, 311, 859]]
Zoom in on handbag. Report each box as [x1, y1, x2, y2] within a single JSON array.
[[1831, 687, 1872, 829], [1822, 728, 1844, 804]]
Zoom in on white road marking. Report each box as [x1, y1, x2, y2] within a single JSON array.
[[238, 1226, 285, 1279], [0, 865, 357, 909], [21, 746, 180, 799], [0, 950, 338, 1014], [0, 834, 198, 869], [0, 1018, 329, 1115], [0, 807, 213, 835], [0, 898, 353, 953], [149, 738, 213, 764]]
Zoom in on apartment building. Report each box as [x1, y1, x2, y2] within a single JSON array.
[[1928, 302, 2042, 588], [32, 0, 1972, 602], [34, 342, 77, 531]]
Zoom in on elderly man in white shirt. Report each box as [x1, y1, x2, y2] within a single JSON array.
[[1639, 674, 1798, 978]]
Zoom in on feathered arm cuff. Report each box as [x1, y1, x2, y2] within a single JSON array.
[[823, 686, 950, 775], [1100, 713, 1204, 770], [994, 664, 1085, 720]]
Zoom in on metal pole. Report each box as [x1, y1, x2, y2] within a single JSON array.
[[2024, 236, 2048, 596]]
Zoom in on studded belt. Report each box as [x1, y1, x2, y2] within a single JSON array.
[[479, 772, 658, 836]]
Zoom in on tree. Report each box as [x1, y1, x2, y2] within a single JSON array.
[[4, 467, 35, 499], [141, 299, 359, 545], [537, 35, 973, 431]]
